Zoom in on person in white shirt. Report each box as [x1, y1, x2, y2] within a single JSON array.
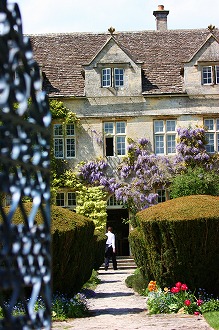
[[104, 226, 118, 270]]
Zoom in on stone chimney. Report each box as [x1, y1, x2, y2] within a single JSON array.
[[153, 5, 169, 31]]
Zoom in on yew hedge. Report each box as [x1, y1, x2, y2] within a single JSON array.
[[129, 195, 219, 295], [1, 203, 105, 295]]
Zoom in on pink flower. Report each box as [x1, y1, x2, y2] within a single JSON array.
[[171, 286, 180, 293], [175, 282, 182, 289], [194, 311, 200, 315], [181, 284, 188, 291], [196, 299, 203, 306], [184, 299, 191, 306]]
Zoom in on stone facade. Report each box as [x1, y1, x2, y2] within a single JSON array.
[[27, 6, 219, 255]]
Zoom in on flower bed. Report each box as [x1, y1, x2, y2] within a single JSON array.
[[145, 280, 219, 315]]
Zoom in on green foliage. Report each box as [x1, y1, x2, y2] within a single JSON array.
[[170, 167, 219, 198], [201, 300, 219, 313], [146, 284, 207, 315], [76, 186, 107, 231], [128, 227, 152, 283], [82, 270, 101, 290], [203, 312, 219, 330], [51, 293, 89, 320], [135, 195, 219, 294], [0, 203, 104, 295], [125, 268, 148, 294]]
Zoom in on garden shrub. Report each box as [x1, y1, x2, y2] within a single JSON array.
[[135, 195, 219, 295], [125, 268, 148, 294], [0, 203, 105, 295], [169, 167, 219, 198]]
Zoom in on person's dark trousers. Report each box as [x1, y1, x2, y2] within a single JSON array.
[[105, 245, 117, 270]]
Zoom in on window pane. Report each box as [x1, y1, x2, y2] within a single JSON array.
[[166, 120, 176, 132], [114, 68, 124, 87], [56, 193, 65, 206], [54, 138, 64, 158], [117, 138, 125, 155], [155, 135, 164, 154], [154, 120, 164, 133], [217, 133, 219, 152], [217, 119, 219, 131], [204, 119, 214, 130], [104, 122, 114, 134], [66, 124, 75, 136], [66, 138, 75, 158], [68, 192, 76, 206], [157, 189, 166, 203], [167, 135, 176, 154], [216, 66, 219, 84], [205, 133, 214, 153], [54, 124, 63, 136], [202, 66, 212, 84], [116, 122, 125, 134], [116, 136, 126, 155], [102, 68, 111, 87]]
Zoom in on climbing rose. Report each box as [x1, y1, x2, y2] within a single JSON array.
[[175, 282, 182, 289]]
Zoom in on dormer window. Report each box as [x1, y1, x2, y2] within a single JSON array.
[[102, 68, 124, 88], [202, 65, 219, 85]]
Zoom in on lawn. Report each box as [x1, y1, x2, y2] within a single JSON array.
[[204, 312, 219, 330]]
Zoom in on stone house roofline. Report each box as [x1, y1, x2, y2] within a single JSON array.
[[184, 32, 219, 64], [82, 35, 143, 67]]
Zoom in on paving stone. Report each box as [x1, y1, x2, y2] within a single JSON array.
[[52, 268, 213, 330]]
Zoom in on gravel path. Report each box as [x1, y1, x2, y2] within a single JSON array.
[[52, 268, 213, 330]]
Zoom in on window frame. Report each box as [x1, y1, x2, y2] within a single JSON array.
[[156, 189, 166, 203], [154, 119, 176, 155], [202, 65, 219, 85], [104, 121, 126, 157], [101, 67, 124, 88], [53, 123, 76, 159], [204, 118, 219, 153], [56, 192, 77, 208]]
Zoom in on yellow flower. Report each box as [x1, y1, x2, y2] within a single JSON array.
[[177, 307, 185, 314], [164, 287, 169, 293]]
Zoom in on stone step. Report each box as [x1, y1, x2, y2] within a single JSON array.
[[99, 256, 137, 270]]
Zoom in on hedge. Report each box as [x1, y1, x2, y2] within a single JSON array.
[[133, 195, 219, 294], [0, 203, 105, 295]]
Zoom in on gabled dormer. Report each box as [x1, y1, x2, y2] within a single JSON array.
[[83, 33, 143, 97], [183, 32, 219, 97]]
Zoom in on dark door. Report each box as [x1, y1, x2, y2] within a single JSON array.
[[106, 209, 129, 256]]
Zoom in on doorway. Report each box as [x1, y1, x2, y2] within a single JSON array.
[[106, 208, 129, 256]]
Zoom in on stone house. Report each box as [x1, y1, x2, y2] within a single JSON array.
[[29, 5, 219, 255]]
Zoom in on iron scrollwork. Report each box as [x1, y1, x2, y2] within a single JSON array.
[[0, 1, 51, 329]]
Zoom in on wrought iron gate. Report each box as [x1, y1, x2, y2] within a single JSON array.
[[0, 1, 51, 328]]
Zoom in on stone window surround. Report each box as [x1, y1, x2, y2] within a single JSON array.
[[53, 123, 76, 159]]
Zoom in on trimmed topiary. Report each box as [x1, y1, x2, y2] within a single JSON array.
[[0, 203, 105, 295], [135, 195, 219, 294]]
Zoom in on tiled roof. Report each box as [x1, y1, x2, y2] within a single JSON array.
[[29, 29, 219, 97]]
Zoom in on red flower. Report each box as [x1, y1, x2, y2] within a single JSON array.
[[194, 311, 200, 315], [171, 286, 180, 293], [184, 299, 191, 306], [196, 299, 203, 306], [175, 282, 182, 289], [181, 283, 188, 291]]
